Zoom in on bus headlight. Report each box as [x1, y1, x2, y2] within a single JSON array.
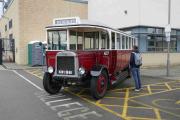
[[48, 66, 54, 73], [78, 67, 85, 75]]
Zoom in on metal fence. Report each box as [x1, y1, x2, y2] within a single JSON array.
[[0, 38, 15, 63]]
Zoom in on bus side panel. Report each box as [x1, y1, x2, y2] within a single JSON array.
[[116, 50, 131, 71], [77, 51, 97, 72], [109, 50, 117, 74]]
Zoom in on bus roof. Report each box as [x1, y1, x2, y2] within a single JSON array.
[[46, 18, 136, 38]]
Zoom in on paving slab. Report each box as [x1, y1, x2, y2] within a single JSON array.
[[0, 65, 5, 70], [2, 63, 44, 70]]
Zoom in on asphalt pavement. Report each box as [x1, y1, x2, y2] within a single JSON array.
[[0, 63, 180, 120], [0, 66, 121, 120]]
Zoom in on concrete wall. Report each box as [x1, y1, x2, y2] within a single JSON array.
[[142, 53, 180, 67], [88, 0, 180, 28]]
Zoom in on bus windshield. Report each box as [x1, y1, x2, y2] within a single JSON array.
[[47, 30, 67, 50]]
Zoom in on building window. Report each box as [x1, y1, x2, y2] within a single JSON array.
[[171, 30, 176, 35], [147, 28, 155, 34], [147, 28, 163, 34], [147, 36, 177, 52], [5, 25, 7, 31], [9, 19, 13, 29], [170, 37, 177, 52], [9, 34, 13, 39], [155, 28, 163, 34]]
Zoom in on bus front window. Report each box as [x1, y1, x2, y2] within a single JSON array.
[[48, 30, 67, 50]]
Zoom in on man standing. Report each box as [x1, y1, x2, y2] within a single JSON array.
[[129, 45, 142, 91]]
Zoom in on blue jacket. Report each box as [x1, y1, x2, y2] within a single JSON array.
[[129, 50, 141, 68]]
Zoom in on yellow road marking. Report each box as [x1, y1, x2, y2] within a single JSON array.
[[143, 80, 180, 87], [113, 91, 127, 93], [176, 100, 180, 104], [104, 97, 128, 99], [154, 108, 162, 120], [150, 84, 166, 86], [127, 117, 157, 120], [165, 83, 172, 90], [25, 69, 180, 119], [101, 104, 153, 109], [147, 85, 152, 94], [77, 89, 86, 95], [96, 99, 101, 104], [129, 88, 180, 99], [111, 88, 128, 92], [130, 99, 180, 118], [152, 99, 180, 110], [66, 89, 127, 119], [25, 70, 43, 80], [122, 88, 129, 118], [150, 89, 168, 90]]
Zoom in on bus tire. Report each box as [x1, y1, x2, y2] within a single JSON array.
[[43, 72, 61, 94], [91, 70, 108, 100]]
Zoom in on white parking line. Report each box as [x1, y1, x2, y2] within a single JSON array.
[[51, 102, 83, 110], [63, 111, 102, 120], [46, 98, 72, 106], [13, 70, 43, 91], [35, 91, 103, 119], [57, 107, 89, 117], [40, 95, 66, 102]]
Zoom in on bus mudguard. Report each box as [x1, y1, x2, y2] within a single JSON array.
[[90, 65, 108, 77]]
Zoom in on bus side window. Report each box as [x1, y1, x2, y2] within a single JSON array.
[[129, 37, 132, 49], [101, 31, 109, 49], [77, 32, 83, 50], [70, 31, 77, 50], [117, 33, 121, 49], [135, 38, 137, 45], [95, 32, 99, 49], [122, 35, 125, 49], [84, 32, 91, 50], [126, 36, 128, 49], [84, 32, 99, 50], [132, 38, 134, 47], [131, 38, 134, 49], [111, 32, 115, 49]]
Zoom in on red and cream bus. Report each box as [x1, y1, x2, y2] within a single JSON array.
[[43, 17, 138, 99]]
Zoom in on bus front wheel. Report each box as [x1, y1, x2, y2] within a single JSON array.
[[43, 72, 61, 94], [90, 70, 108, 100]]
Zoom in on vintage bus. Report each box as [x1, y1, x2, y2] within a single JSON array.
[[43, 17, 138, 99]]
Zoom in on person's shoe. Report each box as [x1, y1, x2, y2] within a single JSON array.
[[134, 89, 140, 92]]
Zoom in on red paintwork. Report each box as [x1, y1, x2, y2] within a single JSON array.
[[45, 50, 131, 85]]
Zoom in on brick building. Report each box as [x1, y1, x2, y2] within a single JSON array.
[[0, 0, 87, 64]]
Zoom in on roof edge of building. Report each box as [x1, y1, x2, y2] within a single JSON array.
[[0, 0, 15, 20], [119, 25, 180, 31], [64, 0, 88, 4]]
